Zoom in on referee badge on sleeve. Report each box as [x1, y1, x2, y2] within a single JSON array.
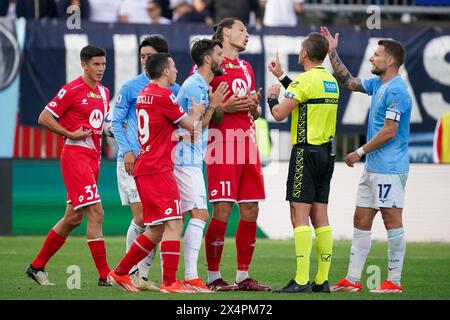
[[285, 92, 295, 99]]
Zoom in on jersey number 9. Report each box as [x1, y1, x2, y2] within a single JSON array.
[[138, 109, 150, 145]]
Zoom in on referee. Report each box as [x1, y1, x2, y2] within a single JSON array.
[[267, 32, 339, 293]]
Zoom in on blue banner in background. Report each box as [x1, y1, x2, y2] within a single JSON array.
[[18, 19, 450, 133], [0, 18, 24, 158]]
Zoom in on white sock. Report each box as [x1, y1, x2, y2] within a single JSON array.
[[387, 228, 406, 285], [346, 228, 372, 284], [126, 220, 145, 252], [236, 270, 249, 284], [184, 218, 206, 280], [138, 248, 156, 279], [207, 271, 221, 285]]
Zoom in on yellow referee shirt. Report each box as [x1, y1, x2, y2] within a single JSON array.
[[285, 66, 340, 146]]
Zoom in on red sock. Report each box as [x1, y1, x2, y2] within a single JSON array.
[[87, 239, 110, 279], [31, 229, 66, 270], [236, 219, 257, 271], [204, 217, 227, 272], [161, 241, 180, 286], [115, 234, 155, 276]]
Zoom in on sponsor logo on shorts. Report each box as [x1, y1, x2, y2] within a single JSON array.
[[48, 101, 57, 108], [210, 189, 218, 197], [164, 208, 173, 215], [78, 195, 84, 202]]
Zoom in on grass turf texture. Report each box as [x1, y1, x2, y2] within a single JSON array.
[[1, 236, 449, 300]]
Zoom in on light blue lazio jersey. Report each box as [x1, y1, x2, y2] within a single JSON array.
[[112, 72, 180, 161], [174, 72, 209, 169], [363, 75, 412, 174]]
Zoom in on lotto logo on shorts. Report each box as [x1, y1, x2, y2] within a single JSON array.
[[210, 189, 218, 197], [164, 208, 173, 215]]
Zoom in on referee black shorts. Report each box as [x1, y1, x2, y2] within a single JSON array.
[[286, 143, 335, 204]]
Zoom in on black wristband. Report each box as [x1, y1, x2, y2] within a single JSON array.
[[267, 98, 279, 113], [280, 75, 292, 89]]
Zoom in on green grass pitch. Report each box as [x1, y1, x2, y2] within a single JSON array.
[[1, 236, 449, 300]]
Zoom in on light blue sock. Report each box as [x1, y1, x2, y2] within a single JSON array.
[[387, 228, 406, 286]]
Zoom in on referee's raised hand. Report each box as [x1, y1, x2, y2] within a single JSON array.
[[268, 51, 284, 78]]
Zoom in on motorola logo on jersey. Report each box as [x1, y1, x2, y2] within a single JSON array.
[[0, 22, 21, 91], [232, 78, 248, 97], [89, 109, 103, 129]]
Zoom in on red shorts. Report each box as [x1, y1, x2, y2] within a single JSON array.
[[135, 171, 183, 225], [61, 146, 101, 210], [205, 140, 265, 203]]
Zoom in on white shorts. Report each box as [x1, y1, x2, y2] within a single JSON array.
[[356, 170, 408, 210], [117, 161, 141, 205], [173, 165, 207, 213]]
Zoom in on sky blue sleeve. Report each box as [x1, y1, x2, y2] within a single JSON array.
[[170, 82, 181, 96], [112, 84, 133, 154], [178, 81, 204, 113], [362, 77, 379, 96], [385, 86, 410, 121]]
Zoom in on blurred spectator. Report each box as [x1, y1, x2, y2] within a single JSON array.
[[0, 0, 6, 16], [146, 0, 171, 24], [89, 0, 121, 23], [119, 0, 149, 24], [16, 0, 57, 18], [204, 0, 262, 27], [0, 0, 15, 18], [171, 0, 205, 23], [56, 0, 90, 20], [159, 0, 172, 19], [193, 0, 205, 13], [260, 0, 303, 27], [433, 111, 450, 164]]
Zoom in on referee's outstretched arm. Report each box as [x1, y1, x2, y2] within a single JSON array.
[[265, 84, 298, 122]]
